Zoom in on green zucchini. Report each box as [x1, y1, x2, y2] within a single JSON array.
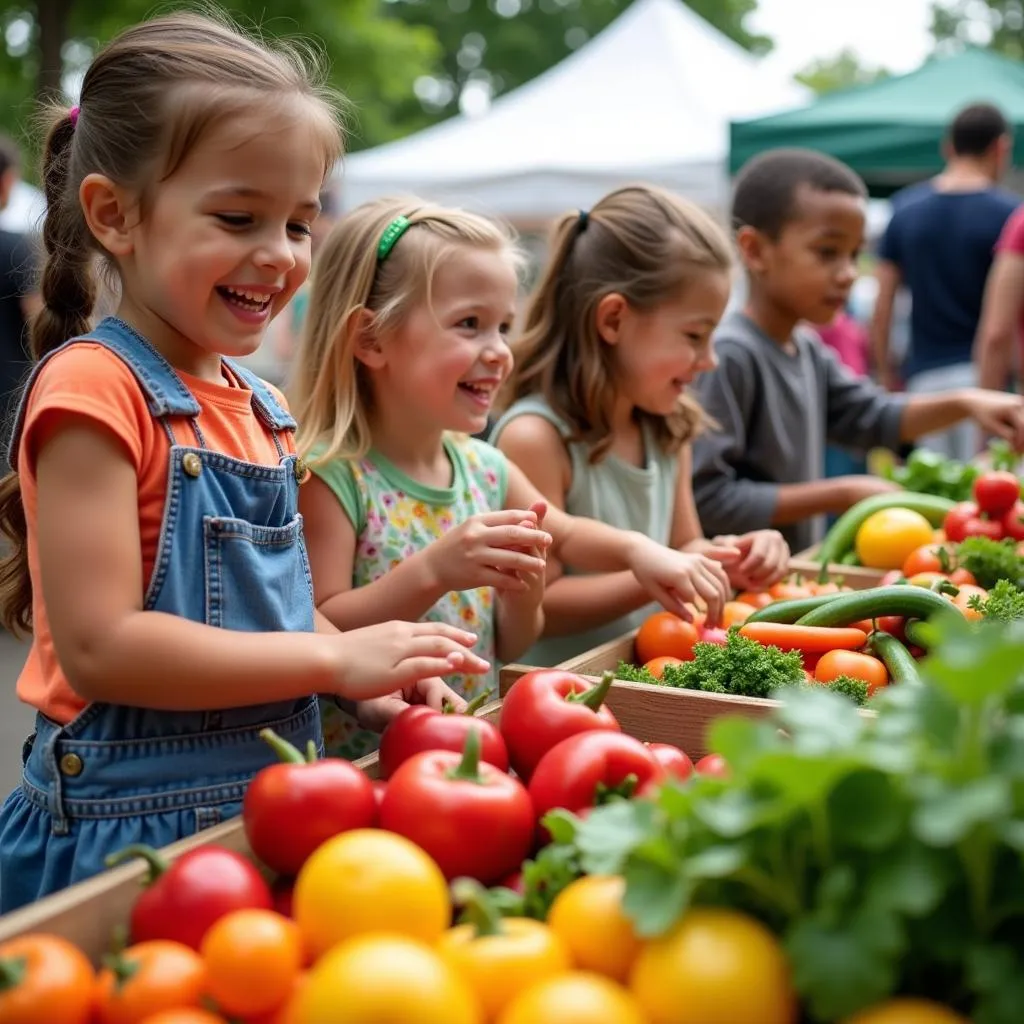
[[903, 619, 932, 650], [866, 630, 922, 685], [794, 585, 957, 628], [815, 493, 956, 578], [744, 594, 843, 624]]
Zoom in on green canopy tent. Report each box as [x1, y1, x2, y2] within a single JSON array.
[[730, 48, 1024, 197]]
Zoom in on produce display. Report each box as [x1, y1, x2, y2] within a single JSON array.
[[3, 553, 1024, 1022], [879, 439, 1022, 503], [814, 466, 1024, 573]]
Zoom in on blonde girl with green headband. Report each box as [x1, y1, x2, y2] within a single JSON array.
[[291, 196, 737, 759]]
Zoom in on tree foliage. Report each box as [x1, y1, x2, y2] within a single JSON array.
[[931, 0, 1024, 59], [796, 47, 890, 96]]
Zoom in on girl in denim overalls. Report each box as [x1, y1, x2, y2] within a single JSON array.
[[289, 197, 742, 759], [0, 14, 486, 913]]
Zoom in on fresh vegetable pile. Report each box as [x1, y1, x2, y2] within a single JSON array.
[[880, 439, 1022, 503], [816, 468, 1024, 574], [537, 613, 1024, 1024], [6, 576, 1024, 1023]]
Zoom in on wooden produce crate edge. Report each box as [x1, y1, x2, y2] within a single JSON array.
[[791, 544, 886, 587]]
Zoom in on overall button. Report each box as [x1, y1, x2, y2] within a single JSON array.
[[59, 753, 84, 777], [294, 457, 308, 483], [182, 453, 202, 477]]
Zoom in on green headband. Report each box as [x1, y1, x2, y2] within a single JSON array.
[[377, 215, 411, 262]]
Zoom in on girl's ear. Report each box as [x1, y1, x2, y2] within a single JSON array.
[[736, 225, 771, 276], [349, 307, 385, 369], [594, 292, 629, 346], [80, 173, 135, 257]]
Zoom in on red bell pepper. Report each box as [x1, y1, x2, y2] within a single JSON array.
[[646, 742, 694, 781], [499, 669, 620, 780], [379, 727, 534, 885], [528, 731, 663, 821], [242, 729, 376, 876], [105, 843, 272, 950], [377, 693, 508, 780]]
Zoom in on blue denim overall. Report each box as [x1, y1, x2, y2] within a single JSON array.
[[0, 318, 321, 913]]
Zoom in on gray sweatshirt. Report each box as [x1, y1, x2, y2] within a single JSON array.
[[691, 312, 907, 552]]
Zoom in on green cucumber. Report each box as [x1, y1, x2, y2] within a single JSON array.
[[903, 619, 932, 650], [815, 493, 956, 579], [744, 594, 844, 624], [866, 630, 922, 685], [794, 585, 957, 628]]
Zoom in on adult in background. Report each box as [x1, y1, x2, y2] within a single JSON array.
[[0, 134, 40, 470], [870, 103, 1019, 461]]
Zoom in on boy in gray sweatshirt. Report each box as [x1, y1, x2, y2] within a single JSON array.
[[692, 149, 1024, 553]]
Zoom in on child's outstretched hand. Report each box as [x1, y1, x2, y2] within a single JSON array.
[[425, 509, 553, 594], [328, 621, 489, 703], [628, 537, 734, 627], [355, 676, 469, 733], [715, 530, 791, 590], [964, 388, 1024, 450]]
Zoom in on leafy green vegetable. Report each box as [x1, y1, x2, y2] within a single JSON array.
[[821, 675, 869, 707], [558, 615, 1024, 1022], [957, 537, 1024, 591], [971, 579, 1024, 622], [659, 630, 805, 698], [882, 446, 981, 501], [987, 439, 1024, 476], [613, 660, 658, 684]]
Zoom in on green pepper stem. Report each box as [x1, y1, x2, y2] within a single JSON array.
[[447, 727, 484, 784], [451, 877, 506, 937], [0, 956, 26, 992], [258, 728, 307, 765], [463, 692, 490, 716], [305, 740, 319, 763], [568, 671, 614, 711], [104, 843, 168, 882]]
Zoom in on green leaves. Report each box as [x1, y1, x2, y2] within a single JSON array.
[[600, 616, 1024, 1021]]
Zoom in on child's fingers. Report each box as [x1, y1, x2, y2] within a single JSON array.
[[477, 548, 547, 576], [410, 622, 479, 647], [703, 544, 744, 564], [487, 524, 553, 551], [475, 508, 541, 528]]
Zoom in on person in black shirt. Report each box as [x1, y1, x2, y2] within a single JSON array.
[[0, 135, 40, 471]]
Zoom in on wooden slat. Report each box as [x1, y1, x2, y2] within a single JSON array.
[[791, 544, 886, 588]]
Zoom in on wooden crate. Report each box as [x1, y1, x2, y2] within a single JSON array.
[[0, 738, 398, 957], [790, 544, 886, 588]]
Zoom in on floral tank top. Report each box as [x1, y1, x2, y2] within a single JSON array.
[[311, 435, 508, 760]]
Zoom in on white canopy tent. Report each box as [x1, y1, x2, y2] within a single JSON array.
[[339, 0, 809, 220]]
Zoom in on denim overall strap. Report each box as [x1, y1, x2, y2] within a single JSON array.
[[223, 358, 297, 432]]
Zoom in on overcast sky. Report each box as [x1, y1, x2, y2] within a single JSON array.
[[750, 0, 936, 80]]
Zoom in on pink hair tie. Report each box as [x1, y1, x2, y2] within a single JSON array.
[[68, 106, 79, 127]]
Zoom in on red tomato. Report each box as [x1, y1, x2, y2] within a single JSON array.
[[379, 728, 535, 885], [694, 754, 729, 778], [377, 700, 509, 781], [943, 501, 979, 543], [814, 650, 888, 695], [1002, 500, 1024, 542], [974, 470, 1021, 517], [645, 743, 694, 781], [371, 780, 387, 819], [107, 844, 273, 951], [635, 612, 700, 663], [528, 732, 663, 820], [949, 567, 977, 586], [499, 670, 620, 781], [769, 580, 814, 600], [963, 516, 1005, 541], [243, 730, 377, 876], [875, 615, 906, 641]]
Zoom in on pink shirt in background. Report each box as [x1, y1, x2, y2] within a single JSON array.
[[994, 205, 1024, 350], [817, 311, 870, 378]]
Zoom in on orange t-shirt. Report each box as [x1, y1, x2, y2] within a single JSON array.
[[17, 343, 297, 725]]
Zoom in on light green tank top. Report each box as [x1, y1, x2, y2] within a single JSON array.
[[490, 396, 677, 666]]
